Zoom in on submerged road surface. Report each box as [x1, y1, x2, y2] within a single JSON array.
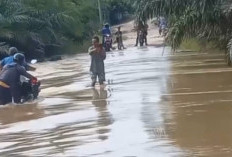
[[0, 46, 232, 156]]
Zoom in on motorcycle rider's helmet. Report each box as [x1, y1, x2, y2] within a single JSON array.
[[13, 53, 25, 65], [104, 23, 110, 28], [9, 47, 18, 56]]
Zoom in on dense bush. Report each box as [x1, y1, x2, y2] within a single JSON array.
[[0, 0, 99, 59], [133, 0, 232, 52]]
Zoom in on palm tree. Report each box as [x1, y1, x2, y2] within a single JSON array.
[[0, 0, 99, 59], [132, 0, 232, 55]]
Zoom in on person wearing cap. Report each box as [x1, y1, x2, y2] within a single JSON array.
[[0, 53, 37, 105], [0, 47, 36, 71]]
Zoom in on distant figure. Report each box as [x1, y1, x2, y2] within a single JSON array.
[[102, 23, 111, 36], [135, 21, 148, 46], [102, 23, 112, 50], [158, 17, 167, 35], [144, 23, 148, 45], [88, 36, 106, 87], [115, 26, 125, 50]]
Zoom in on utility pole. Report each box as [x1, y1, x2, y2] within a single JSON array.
[[97, 0, 103, 26]]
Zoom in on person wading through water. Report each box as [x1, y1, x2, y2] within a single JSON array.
[[88, 36, 106, 88], [115, 26, 126, 50], [0, 53, 37, 105]]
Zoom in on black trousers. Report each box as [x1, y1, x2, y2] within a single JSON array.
[[0, 85, 22, 105], [0, 86, 11, 105]]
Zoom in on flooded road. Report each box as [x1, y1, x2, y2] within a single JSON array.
[[1, 46, 232, 156]]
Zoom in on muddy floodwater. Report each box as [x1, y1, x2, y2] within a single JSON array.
[[0, 46, 232, 156]]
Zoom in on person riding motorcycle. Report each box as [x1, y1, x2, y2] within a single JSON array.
[[0, 53, 37, 105], [0, 47, 36, 71], [0, 47, 18, 70], [102, 23, 112, 49], [158, 17, 167, 35]]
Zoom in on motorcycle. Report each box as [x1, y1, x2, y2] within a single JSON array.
[[104, 34, 112, 52], [20, 77, 41, 103], [138, 30, 145, 46], [21, 59, 40, 103]]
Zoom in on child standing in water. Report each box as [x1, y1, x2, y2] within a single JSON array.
[[88, 36, 106, 87], [115, 26, 125, 50]]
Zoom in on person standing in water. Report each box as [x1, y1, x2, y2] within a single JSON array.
[[135, 21, 144, 46], [144, 22, 149, 45], [88, 36, 106, 87], [115, 26, 126, 50]]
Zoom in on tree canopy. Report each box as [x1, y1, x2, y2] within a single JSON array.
[[0, 0, 99, 59], [133, 0, 232, 51]]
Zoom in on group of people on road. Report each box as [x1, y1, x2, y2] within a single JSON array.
[[88, 23, 129, 88], [0, 18, 168, 105], [158, 17, 168, 36], [87, 24, 126, 88], [101, 23, 126, 51], [88, 18, 168, 89], [88, 21, 149, 88]]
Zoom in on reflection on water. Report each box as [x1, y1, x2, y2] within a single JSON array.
[[92, 88, 113, 141], [0, 47, 232, 156], [0, 104, 44, 125]]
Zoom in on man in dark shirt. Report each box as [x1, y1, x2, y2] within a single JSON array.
[[102, 23, 112, 49], [0, 53, 37, 105], [88, 36, 106, 87]]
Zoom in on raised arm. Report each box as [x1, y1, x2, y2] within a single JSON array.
[[88, 46, 96, 55]]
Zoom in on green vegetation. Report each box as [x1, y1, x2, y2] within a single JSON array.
[[3, 0, 229, 60], [179, 39, 202, 52], [132, 0, 232, 53], [0, 0, 99, 60], [0, 0, 134, 60], [102, 0, 133, 25]]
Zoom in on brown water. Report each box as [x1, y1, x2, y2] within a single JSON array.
[[1, 47, 232, 156]]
